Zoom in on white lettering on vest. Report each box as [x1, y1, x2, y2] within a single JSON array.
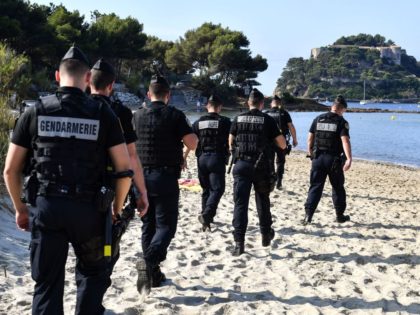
[[316, 122, 337, 132], [237, 116, 264, 124], [38, 116, 100, 140], [199, 120, 219, 129]]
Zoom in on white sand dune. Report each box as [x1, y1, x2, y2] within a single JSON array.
[[1, 152, 419, 314]]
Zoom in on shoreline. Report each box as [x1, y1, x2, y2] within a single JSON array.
[[1, 154, 419, 314], [292, 149, 420, 170]]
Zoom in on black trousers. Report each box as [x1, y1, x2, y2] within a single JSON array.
[[304, 153, 347, 217], [141, 168, 179, 267], [232, 160, 273, 242], [197, 153, 226, 222], [274, 147, 286, 182], [30, 196, 111, 315]]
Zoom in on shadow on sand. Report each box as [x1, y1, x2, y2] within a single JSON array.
[[153, 282, 420, 313]]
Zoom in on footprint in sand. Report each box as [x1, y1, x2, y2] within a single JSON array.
[[210, 249, 222, 256], [377, 265, 387, 273], [191, 259, 200, 266], [364, 278, 373, 284], [207, 264, 224, 271]]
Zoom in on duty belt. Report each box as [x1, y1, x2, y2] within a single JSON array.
[[316, 150, 341, 157], [237, 155, 257, 162], [39, 183, 96, 201], [143, 165, 180, 174]]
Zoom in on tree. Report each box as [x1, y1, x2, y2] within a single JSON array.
[[165, 23, 267, 88], [0, 0, 56, 67], [47, 5, 88, 62], [86, 12, 148, 78]]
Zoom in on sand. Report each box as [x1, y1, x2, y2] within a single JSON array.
[[1, 151, 419, 315]]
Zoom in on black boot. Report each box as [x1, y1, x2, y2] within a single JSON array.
[[262, 228, 275, 247], [336, 214, 350, 223], [302, 211, 314, 225], [136, 259, 151, 294], [151, 265, 166, 287], [232, 242, 244, 256], [198, 214, 211, 232]]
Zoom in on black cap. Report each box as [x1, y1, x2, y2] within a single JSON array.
[[92, 58, 115, 76], [249, 88, 264, 101], [150, 75, 170, 89], [334, 95, 348, 108], [273, 94, 281, 102], [208, 94, 222, 105], [61, 45, 90, 67]]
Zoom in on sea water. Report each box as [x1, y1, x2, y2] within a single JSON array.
[[187, 109, 420, 168]]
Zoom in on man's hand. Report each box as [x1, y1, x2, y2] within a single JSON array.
[[15, 204, 30, 231], [343, 159, 352, 172], [112, 205, 121, 223], [136, 193, 149, 217], [293, 139, 298, 147]]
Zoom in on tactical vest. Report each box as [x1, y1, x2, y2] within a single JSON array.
[[235, 110, 267, 161], [133, 105, 183, 166], [266, 107, 289, 135], [196, 114, 228, 157], [33, 94, 106, 197], [90, 94, 121, 186], [313, 113, 342, 155]]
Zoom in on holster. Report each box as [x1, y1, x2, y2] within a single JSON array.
[[95, 186, 115, 213], [23, 173, 39, 206], [111, 189, 136, 258], [331, 156, 342, 173], [286, 143, 292, 155]]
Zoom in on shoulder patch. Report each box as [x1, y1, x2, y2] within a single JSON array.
[[345, 122, 349, 130]]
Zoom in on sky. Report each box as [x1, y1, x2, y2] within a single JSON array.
[[31, 0, 420, 95]]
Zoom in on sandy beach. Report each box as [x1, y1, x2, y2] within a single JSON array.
[[1, 151, 419, 315]]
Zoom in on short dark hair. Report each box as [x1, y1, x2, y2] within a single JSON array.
[[90, 69, 116, 90], [272, 94, 281, 105], [149, 83, 170, 98], [59, 59, 89, 78], [334, 95, 348, 109], [207, 94, 222, 107], [208, 100, 222, 108], [248, 88, 264, 106]]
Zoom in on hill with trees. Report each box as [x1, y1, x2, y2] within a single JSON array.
[[275, 34, 420, 100]]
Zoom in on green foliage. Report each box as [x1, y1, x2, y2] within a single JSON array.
[[47, 5, 87, 63], [0, 43, 31, 102], [334, 33, 395, 47], [1, 2, 266, 103], [87, 12, 147, 61], [0, 0, 56, 66], [0, 43, 24, 173], [277, 34, 420, 99], [165, 23, 267, 86], [0, 95, 15, 174]]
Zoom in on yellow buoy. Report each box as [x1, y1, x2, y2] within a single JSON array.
[[390, 115, 396, 120]]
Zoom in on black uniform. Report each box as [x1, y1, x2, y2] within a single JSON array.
[[192, 112, 231, 226], [265, 107, 292, 187], [230, 109, 281, 246], [91, 95, 137, 145], [90, 94, 137, 265], [304, 111, 350, 221], [12, 87, 125, 314], [132, 101, 192, 270]]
